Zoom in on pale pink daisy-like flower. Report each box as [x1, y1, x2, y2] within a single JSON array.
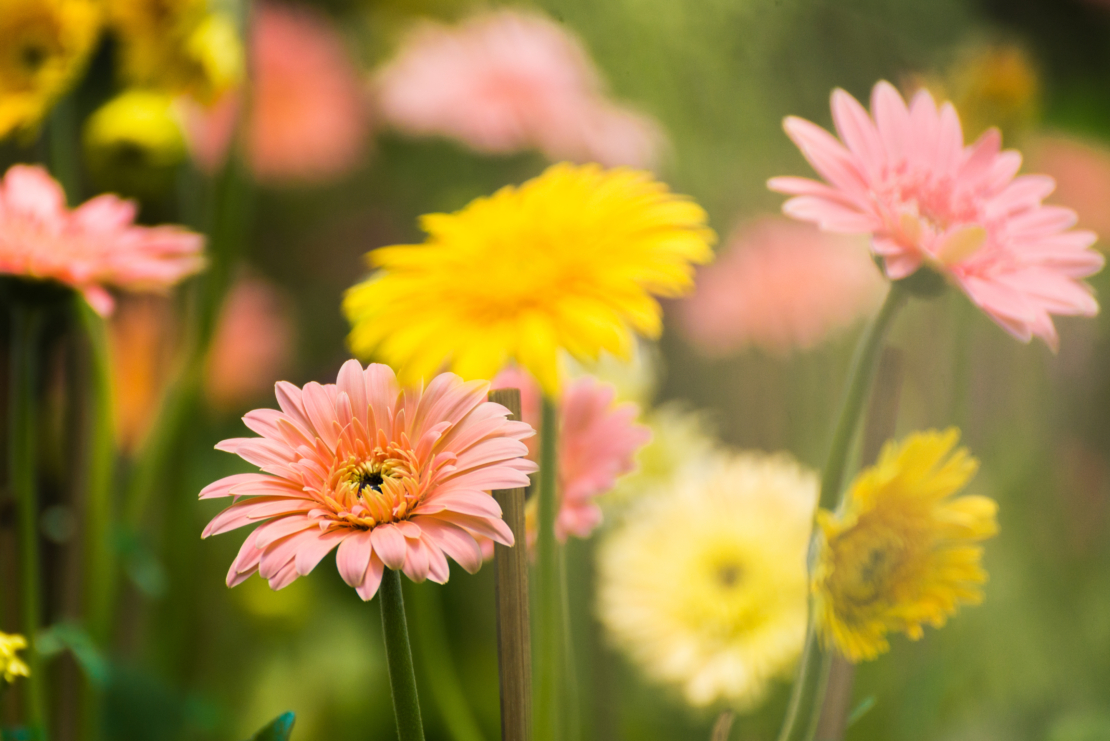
[[769, 81, 1104, 349], [373, 10, 663, 168], [204, 275, 295, 412], [183, 2, 370, 183], [0, 164, 204, 315], [200, 361, 536, 599], [492, 366, 651, 544], [1029, 135, 1110, 244], [679, 217, 886, 356]]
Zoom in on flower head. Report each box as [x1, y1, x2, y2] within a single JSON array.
[[769, 81, 1104, 350], [0, 164, 205, 314], [344, 163, 715, 395], [109, 0, 242, 103], [200, 360, 537, 600], [598, 453, 816, 707], [373, 9, 663, 168], [0, 632, 30, 684], [84, 89, 187, 196], [679, 217, 886, 356], [0, 0, 100, 138], [247, 2, 370, 184], [492, 366, 650, 544], [812, 429, 998, 662]]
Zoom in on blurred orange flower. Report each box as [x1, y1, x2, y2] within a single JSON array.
[[678, 217, 886, 356], [109, 295, 176, 452], [373, 10, 663, 168], [205, 275, 294, 412], [184, 1, 370, 184]]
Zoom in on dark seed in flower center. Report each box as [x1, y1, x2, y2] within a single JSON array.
[[358, 470, 384, 493], [716, 563, 743, 588]]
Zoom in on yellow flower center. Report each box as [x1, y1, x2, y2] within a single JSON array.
[[319, 441, 430, 533]]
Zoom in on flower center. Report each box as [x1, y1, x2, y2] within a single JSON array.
[[353, 464, 384, 493], [835, 533, 906, 610], [715, 562, 744, 589]]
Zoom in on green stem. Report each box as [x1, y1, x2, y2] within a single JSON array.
[[816, 285, 907, 512], [407, 582, 485, 741], [73, 297, 115, 741], [777, 285, 907, 741], [11, 303, 47, 738], [534, 396, 563, 741], [47, 94, 80, 205], [74, 298, 116, 646], [380, 569, 425, 741]]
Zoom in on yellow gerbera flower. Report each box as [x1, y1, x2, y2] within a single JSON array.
[[0, 632, 30, 684], [812, 428, 998, 662], [344, 163, 715, 395], [0, 0, 101, 139], [84, 89, 187, 194], [109, 0, 242, 103], [598, 452, 815, 708]]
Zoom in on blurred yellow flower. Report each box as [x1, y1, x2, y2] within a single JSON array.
[[84, 89, 187, 193], [109, 0, 242, 103], [812, 429, 998, 662], [0, 0, 101, 138], [344, 163, 715, 395], [0, 632, 30, 684], [598, 453, 815, 708]]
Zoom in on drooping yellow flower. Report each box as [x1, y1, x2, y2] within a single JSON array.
[[109, 0, 242, 103], [344, 163, 715, 395], [0, 0, 101, 138], [812, 429, 998, 662], [84, 89, 187, 194], [598, 453, 815, 708], [0, 632, 30, 684]]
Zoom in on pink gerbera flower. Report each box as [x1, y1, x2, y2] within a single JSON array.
[[200, 361, 536, 600], [769, 81, 1104, 349], [493, 366, 651, 543], [0, 165, 204, 315], [678, 217, 886, 356], [373, 10, 663, 168]]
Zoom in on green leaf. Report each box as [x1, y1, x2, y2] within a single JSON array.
[[246, 713, 295, 741], [846, 696, 876, 728]]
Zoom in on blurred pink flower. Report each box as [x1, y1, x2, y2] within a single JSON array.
[[205, 275, 295, 412], [0, 164, 204, 314], [493, 366, 651, 544], [678, 218, 886, 356], [201, 361, 536, 599], [769, 81, 1104, 350], [184, 2, 370, 184], [373, 10, 663, 168], [1029, 135, 1110, 244]]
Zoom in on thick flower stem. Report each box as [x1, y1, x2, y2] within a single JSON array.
[[534, 396, 565, 741], [11, 303, 47, 738], [777, 286, 907, 741], [380, 568, 426, 741], [73, 297, 116, 741]]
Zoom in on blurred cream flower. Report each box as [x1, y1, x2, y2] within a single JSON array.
[[0, 632, 30, 684], [0, 0, 101, 138], [598, 453, 815, 707]]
